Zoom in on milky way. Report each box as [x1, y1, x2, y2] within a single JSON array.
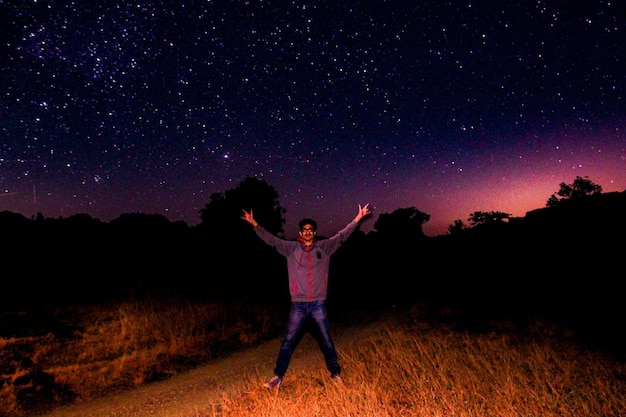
[[1, 1, 624, 238]]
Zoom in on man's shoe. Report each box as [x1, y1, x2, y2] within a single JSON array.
[[263, 375, 283, 388], [331, 374, 343, 384]]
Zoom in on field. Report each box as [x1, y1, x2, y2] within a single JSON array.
[[1, 296, 624, 417]]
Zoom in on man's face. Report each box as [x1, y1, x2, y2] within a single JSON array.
[[299, 224, 316, 242]]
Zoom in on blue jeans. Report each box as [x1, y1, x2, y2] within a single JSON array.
[[273, 300, 341, 378]]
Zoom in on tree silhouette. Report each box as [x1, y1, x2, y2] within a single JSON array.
[[196, 176, 288, 297], [372, 207, 430, 238], [467, 211, 511, 226], [546, 176, 602, 207], [448, 219, 466, 235], [199, 176, 287, 237]]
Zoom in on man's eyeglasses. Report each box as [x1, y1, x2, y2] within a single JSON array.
[[301, 228, 316, 233]]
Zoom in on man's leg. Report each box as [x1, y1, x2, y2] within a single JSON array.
[[310, 301, 341, 377], [273, 302, 308, 378]]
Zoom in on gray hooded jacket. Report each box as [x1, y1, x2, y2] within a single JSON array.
[[254, 221, 359, 302]]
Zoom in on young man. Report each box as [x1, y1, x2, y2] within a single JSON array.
[[241, 203, 371, 388]]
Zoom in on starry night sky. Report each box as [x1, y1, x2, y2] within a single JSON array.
[[1, 1, 624, 238]]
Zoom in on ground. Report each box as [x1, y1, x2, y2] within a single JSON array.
[[33, 319, 388, 417]]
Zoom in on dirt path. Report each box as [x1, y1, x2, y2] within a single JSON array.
[[34, 319, 389, 417]]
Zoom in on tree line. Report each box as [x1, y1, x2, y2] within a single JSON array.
[[2, 176, 624, 332]]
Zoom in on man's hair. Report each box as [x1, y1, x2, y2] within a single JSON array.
[[298, 218, 317, 230]]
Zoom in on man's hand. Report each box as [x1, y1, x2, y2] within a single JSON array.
[[354, 203, 371, 223], [241, 209, 258, 227]]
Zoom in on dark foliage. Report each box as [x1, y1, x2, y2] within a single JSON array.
[[1, 186, 624, 352]]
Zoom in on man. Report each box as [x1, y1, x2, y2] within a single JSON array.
[[241, 203, 371, 388]]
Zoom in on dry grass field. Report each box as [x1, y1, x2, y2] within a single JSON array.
[[207, 322, 626, 417], [1, 297, 624, 417]]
